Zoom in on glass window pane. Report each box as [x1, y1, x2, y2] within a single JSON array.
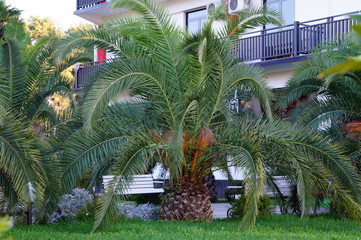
[[186, 9, 208, 34], [188, 9, 207, 20], [201, 19, 208, 26], [282, 0, 295, 25], [266, 0, 295, 29], [188, 21, 199, 34], [267, 2, 279, 11]]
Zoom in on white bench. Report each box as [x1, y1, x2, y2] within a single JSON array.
[[102, 174, 164, 195], [264, 176, 291, 198], [227, 176, 291, 198]]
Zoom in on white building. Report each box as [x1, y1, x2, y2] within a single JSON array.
[[74, 0, 361, 89]]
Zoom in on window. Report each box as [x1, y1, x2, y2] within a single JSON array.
[[186, 8, 208, 34], [265, 0, 295, 28]]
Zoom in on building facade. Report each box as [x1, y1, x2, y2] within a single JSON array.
[[74, 0, 361, 89]]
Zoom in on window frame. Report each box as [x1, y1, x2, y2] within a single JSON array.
[[185, 7, 208, 34]]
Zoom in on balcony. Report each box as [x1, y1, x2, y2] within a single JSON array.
[[231, 13, 357, 66], [74, 0, 126, 25], [74, 13, 358, 89], [74, 60, 107, 89], [75, 0, 170, 25], [76, 0, 105, 10]]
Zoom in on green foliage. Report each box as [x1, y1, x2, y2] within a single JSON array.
[[0, 0, 21, 39], [76, 200, 97, 222], [278, 21, 361, 174], [0, 3, 93, 223], [57, 0, 361, 232], [26, 16, 63, 41], [228, 195, 274, 218], [5, 216, 361, 240], [0, 216, 11, 240], [319, 15, 361, 76]]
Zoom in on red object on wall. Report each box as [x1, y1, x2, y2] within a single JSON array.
[[97, 48, 106, 63], [99, 1, 106, 3], [97, 24, 106, 64]]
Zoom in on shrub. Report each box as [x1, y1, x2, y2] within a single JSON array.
[[228, 195, 274, 218], [119, 204, 160, 220], [51, 188, 93, 223]]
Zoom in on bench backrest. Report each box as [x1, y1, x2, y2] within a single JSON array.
[[264, 176, 291, 198], [103, 174, 164, 195]]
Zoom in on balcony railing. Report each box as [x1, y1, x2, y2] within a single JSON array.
[[76, 0, 106, 10], [74, 60, 107, 89], [74, 13, 358, 89], [232, 13, 357, 62]]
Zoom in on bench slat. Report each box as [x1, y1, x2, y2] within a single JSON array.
[[102, 174, 164, 195], [228, 176, 292, 198]]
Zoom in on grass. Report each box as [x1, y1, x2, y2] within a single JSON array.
[[6, 214, 361, 240]]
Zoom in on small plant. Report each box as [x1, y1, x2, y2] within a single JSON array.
[[258, 195, 274, 215], [51, 188, 93, 223], [119, 204, 161, 221], [228, 195, 274, 218]]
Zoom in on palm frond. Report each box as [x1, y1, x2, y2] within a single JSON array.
[[0, 38, 27, 110], [0, 110, 46, 205], [59, 121, 130, 192], [92, 130, 162, 231]]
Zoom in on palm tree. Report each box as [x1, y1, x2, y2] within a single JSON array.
[[0, 0, 21, 39], [277, 38, 361, 168], [0, 7, 92, 222], [58, 0, 361, 232]]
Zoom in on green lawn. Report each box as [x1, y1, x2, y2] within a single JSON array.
[[6, 214, 361, 240]]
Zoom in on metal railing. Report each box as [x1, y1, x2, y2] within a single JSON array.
[[74, 60, 106, 89], [74, 13, 359, 89], [232, 12, 358, 62], [76, 0, 106, 10]]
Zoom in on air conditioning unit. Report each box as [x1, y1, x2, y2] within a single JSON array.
[[228, 0, 251, 14], [207, 1, 222, 16]]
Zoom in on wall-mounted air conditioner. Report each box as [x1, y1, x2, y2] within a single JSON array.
[[228, 0, 251, 14], [207, 1, 222, 16]]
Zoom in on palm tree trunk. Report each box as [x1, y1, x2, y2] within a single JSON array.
[[161, 177, 213, 221]]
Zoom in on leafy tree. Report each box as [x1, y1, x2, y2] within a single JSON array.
[[26, 16, 63, 42], [59, 0, 361, 232]]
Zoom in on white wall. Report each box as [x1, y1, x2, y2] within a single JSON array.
[[267, 70, 293, 88], [295, 0, 361, 22]]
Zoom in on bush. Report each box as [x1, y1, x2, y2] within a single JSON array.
[[258, 195, 274, 215], [119, 203, 160, 220], [228, 195, 274, 218], [51, 188, 93, 223]]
